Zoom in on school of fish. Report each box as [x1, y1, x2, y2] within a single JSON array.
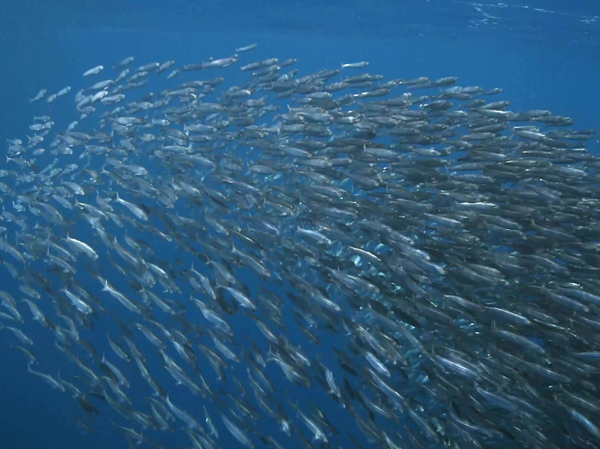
[[3, 44, 600, 448]]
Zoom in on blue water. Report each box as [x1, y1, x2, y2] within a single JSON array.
[[0, 1, 599, 448]]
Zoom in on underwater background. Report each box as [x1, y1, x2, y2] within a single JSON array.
[[1, 1, 600, 448]]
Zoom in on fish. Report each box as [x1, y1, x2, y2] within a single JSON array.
[[83, 65, 104, 77], [341, 61, 369, 69], [29, 89, 47, 103], [56, 86, 72, 97], [65, 234, 98, 260], [113, 56, 134, 70], [235, 43, 258, 53], [27, 364, 65, 392], [1, 48, 600, 449]]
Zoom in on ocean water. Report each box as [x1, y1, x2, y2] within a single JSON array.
[[0, 1, 599, 448]]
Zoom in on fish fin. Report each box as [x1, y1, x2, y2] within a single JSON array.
[[490, 320, 499, 334]]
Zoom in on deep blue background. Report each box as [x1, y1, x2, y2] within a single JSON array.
[[0, 1, 599, 448]]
